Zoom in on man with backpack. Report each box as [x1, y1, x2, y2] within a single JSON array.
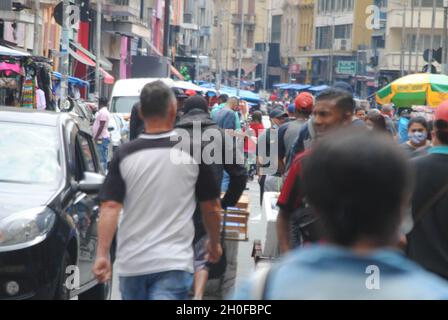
[[257, 108, 288, 205], [277, 89, 355, 253], [277, 92, 314, 174]]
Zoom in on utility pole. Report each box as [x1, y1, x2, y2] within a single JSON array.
[[328, 15, 335, 85], [263, 0, 271, 91], [443, 0, 448, 74], [60, 0, 70, 110], [95, 0, 102, 97], [33, 0, 40, 56], [415, 0, 422, 73], [408, 0, 415, 74], [163, 0, 171, 58], [400, 0, 407, 77], [236, 0, 244, 97], [195, 0, 200, 83], [428, 0, 437, 73], [216, 6, 223, 91]]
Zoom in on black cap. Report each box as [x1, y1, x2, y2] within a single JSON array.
[[183, 96, 209, 114], [269, 108, 288, 119], [172, 87, 188, 100], [98, 97, 108, 107]]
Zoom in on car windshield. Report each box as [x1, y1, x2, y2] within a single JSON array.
[[0, 122, 62, 185], [111, 97, 139, 114]]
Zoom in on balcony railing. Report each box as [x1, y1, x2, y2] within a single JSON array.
[[103, 0, 140, 18], [232, 14, 256, 26]]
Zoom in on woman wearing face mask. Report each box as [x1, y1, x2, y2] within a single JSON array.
[[400, 117, 431, 158]]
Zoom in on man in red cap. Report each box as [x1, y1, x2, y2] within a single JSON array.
[[406, 101, 448, 281], [277, 92, 314, 173]]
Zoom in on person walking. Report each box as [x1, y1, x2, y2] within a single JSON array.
[[93, 81, 223, 300], [93, 97, 111, 172], [406, 102, 448, 281], [176, 95, 247, 300], [233, 129, 448, 299]]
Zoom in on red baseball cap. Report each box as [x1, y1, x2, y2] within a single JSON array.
[[435, 101, 448, 123], [295, 92, 314, 113]]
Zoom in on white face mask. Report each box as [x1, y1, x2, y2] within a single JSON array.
[[410, 131, 428, 145]]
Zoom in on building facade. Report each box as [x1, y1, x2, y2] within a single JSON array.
[[211, 0, 269, 88], [380, 0, 446, 83]]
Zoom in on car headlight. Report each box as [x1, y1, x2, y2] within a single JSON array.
[[0, 207, 56, 250]]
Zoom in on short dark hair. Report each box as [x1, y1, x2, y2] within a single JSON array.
[[316, 88, 355, 115], [408, 116, 429, 131], [366, 112, 388, 133], [302, 128, 412, 247], [252, 111, 262, 123], [354, 106, 365, 114], [435, 119, 448, 145], [99, 97, 108, 108], [218, 94, 229, 103], [140, 81, 175, 119]]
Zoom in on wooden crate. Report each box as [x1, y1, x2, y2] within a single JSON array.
[[221, 192, 250, 211], [222, 208, 249, 242]]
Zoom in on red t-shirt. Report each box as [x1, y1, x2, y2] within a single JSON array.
[[244, 122, 265, 153], [277, 150, 310, 212]]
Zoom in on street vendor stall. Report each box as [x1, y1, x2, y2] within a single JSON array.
[[0, 46, 55, 110], [376, 73, 448, 108]]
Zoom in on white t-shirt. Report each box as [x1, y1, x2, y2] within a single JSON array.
[[99, 131, 220, 277]]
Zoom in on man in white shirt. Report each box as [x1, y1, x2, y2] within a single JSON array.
[[92, 97, 111, 171], [93, 81, 222, 300]]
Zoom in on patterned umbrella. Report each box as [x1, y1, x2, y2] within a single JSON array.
[[376, 73, 448, 108]]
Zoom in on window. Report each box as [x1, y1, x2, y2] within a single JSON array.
[[77, 133, 96, 174], [271, 15, 282, 43], [247, 30, 254, 48], [0, 122, 62, 185], [316, 26, 331, 49], [334, 24, 352, 39]]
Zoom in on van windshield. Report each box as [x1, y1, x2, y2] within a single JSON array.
[[111, 97, 140, 114]]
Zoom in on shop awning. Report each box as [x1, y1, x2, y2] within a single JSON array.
[[0, 45, 30, 57], [308, 85, 330, 93], [69, 41, 113, 71], [69, 47, 96, 67], [68, 45, 115, 85], [52, 72, 89, 87], [100, 68, 115, 85]]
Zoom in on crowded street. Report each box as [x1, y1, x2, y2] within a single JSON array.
[[1, 0, 448, 306]]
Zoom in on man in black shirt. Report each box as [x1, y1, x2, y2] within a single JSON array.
[[407, 102, 448, 280], [176, 95, 247, 300]]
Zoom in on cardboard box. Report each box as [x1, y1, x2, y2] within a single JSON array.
[[221, 192, 250, 210], [222, 208, 249, 242]]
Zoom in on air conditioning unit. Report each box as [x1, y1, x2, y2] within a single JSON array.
[[334, 39, 351, 51], [244, 48, 253, 58]]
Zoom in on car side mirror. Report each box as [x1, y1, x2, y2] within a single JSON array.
[[79, 172, 105, 193]]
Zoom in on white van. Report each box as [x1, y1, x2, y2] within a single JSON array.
[[110, 78, 176, 116]]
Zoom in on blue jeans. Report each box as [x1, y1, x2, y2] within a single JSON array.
[[221, 170, 230, 192], [96, 138, 110, 172], [119, 270, 193, 300]]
